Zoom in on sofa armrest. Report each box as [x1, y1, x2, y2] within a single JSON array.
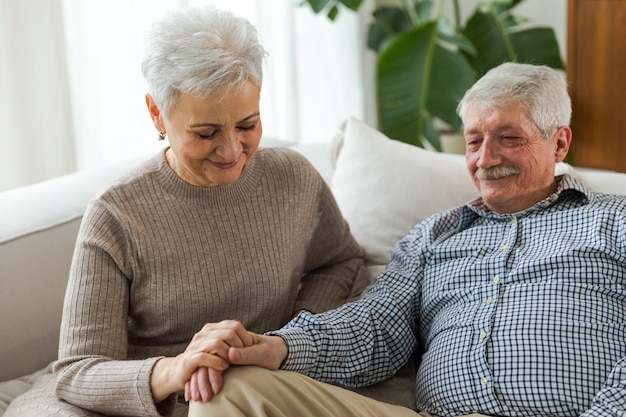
[[0, 157, 145, 382]]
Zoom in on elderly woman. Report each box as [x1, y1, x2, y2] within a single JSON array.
[[4, 6, 368, 417]]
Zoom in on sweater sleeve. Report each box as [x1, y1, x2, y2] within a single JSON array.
[[294, 178, 371, 314], [52, 200, 174, 417]]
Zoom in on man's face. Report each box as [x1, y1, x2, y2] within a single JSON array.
[[463, 102, 570, 214]]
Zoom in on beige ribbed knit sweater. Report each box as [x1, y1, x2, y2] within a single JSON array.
[[5, 147, 368, 417]]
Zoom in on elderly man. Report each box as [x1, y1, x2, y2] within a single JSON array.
[[185, 63, 626, 417]]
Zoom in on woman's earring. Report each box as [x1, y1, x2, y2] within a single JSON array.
[[158, 131, 166, 141]]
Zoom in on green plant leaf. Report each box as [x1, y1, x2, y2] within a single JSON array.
[[376, 21, 475, 148], [427, 45, 476, 130], [436, 18, 476, 55], [302, 0, 363, 19], [414, 0, 435, 23], [339, 0, 363, 11], [306, 0, 330, 13], [492, 0, 523, 15], [462, 8, 563, 76], [461, 9, 514, 75], [509, 27, 564, 69], [377, 23, 437, 147], [327, 5, 339, 20], [367, 6, 412, 52], [422, 113, 441, 150]]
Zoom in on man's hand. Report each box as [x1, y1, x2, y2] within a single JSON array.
[[228, 332, 288, 369], [184, 328, 289, 402], [150, 320, 252, 403]]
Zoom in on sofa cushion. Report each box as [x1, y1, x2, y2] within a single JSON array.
[[572, 168, 626, 194], [0, 365, 49, 415], [331, 117, 478, 267]]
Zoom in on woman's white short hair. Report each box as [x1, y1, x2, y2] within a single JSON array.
[[142, 6, 267, 116], [457, 62, 571, 140]]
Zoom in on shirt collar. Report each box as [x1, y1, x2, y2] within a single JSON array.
[[462, 174, 591, 220]]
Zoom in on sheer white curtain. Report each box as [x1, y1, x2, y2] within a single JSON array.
[[0, 0, 370, 191], [0, 0, 76, 191]]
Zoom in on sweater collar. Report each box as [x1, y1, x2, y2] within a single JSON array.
[[152, 147, 264, 207]]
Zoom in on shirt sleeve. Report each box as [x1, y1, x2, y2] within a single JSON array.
[[274, 225, 426, 387]]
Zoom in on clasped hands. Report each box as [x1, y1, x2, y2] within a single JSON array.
[[151, 320, 287, 404]]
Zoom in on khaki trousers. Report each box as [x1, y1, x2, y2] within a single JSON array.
[[188, 366, 420, 417]]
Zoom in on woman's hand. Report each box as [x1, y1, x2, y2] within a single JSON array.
[[150, 320, 252, 403], [185, 366, 225, 402], [185, 331, 289, 402]]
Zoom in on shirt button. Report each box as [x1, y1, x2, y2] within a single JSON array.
[[486, 297, 494, 305], [480, 331, 488, 340], [501, 244, 509, 251], [509, 218, 516, 225], [481, 377, 489, 386], [493, 276, 501, 283]]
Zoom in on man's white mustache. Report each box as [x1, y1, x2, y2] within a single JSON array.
[[475, 166, 521, 180]]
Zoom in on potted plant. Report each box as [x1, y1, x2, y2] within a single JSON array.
[[303, 0, 564, 150]]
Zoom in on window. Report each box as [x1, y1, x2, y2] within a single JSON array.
[[0, 0, 369, 191]]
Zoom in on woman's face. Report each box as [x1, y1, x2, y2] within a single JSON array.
[[149, 80, 262, 187]]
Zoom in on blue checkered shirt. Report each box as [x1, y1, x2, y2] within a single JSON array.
[[274, 175, 626, 417]]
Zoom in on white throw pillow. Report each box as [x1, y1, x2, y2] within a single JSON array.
[[331, 117, 478, 267]]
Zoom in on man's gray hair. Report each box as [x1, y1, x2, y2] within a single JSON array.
[[457, 62, 571, 140], [142, 6, 267, 116]]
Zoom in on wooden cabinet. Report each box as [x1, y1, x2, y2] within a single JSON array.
[[567, 0, 626, 172]]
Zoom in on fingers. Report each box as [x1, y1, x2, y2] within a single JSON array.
[[179, 321, 266, 402], [185, 367, 225, 402], [187, 320, 255, 359], [208, 367, 224, 395], [185, 367, 203, 402], [228, 334, 288, 370], [185, 320, 253, 365], [151, 354, 228, 404]]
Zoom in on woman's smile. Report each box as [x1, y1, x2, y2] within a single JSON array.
[[208, 157, 241, 170]]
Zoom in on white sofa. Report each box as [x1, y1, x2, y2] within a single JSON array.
[[2, 117, 626, 414]]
